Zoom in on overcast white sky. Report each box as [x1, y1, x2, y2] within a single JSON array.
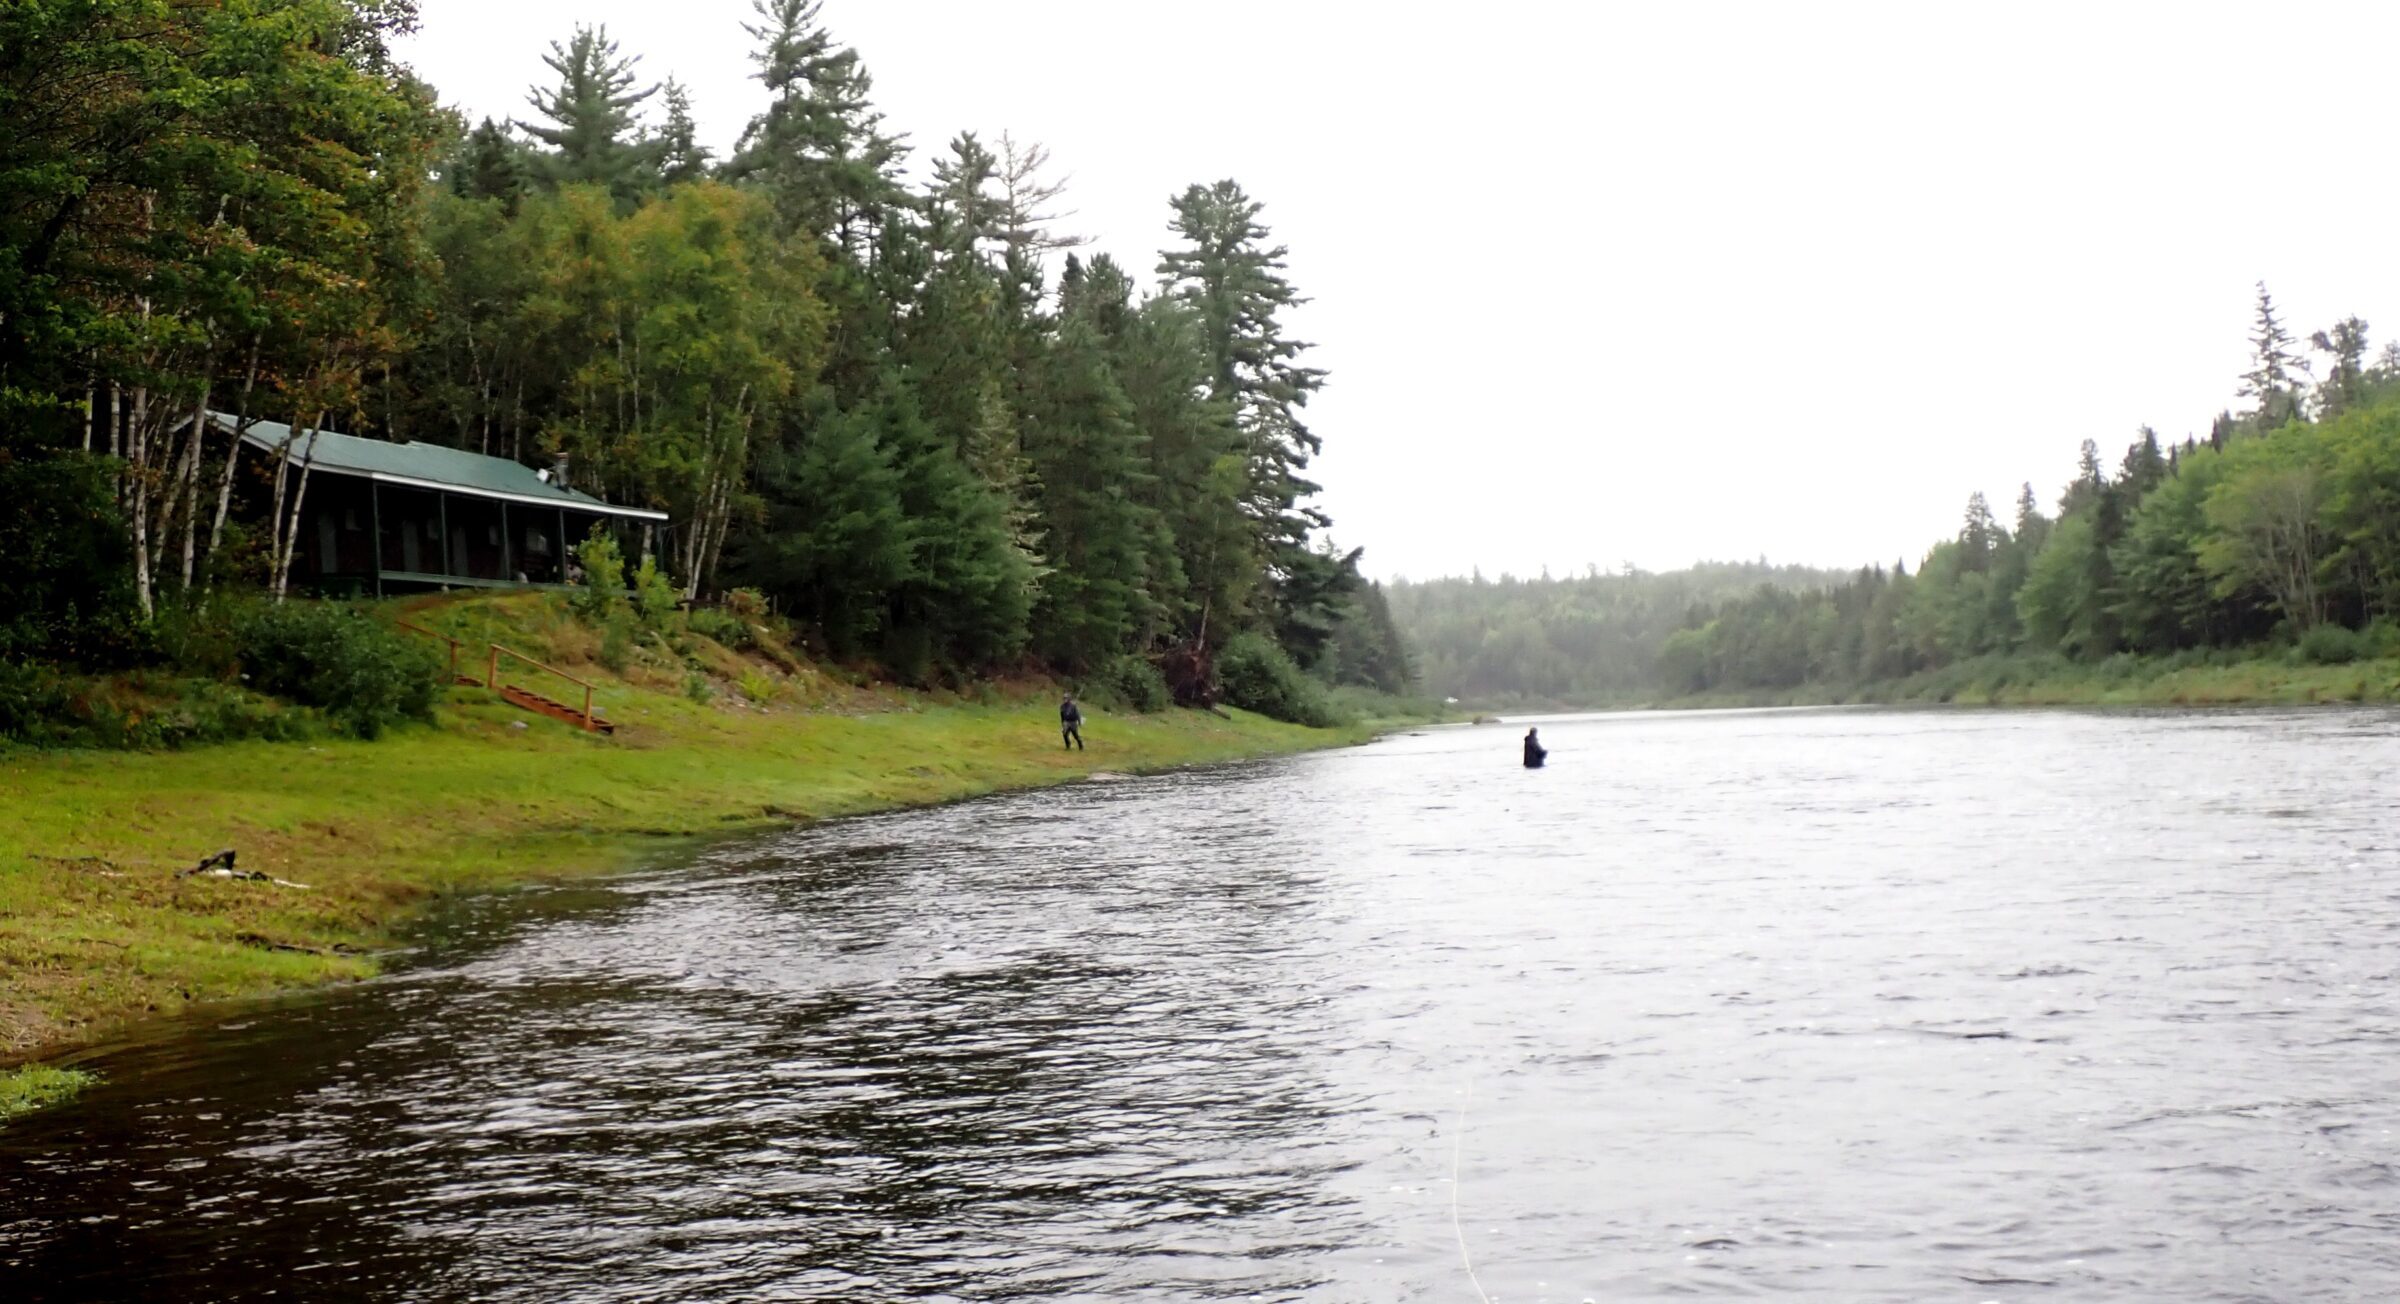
[[399, 0, 2400, 582]]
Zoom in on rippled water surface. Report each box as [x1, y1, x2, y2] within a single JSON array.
[[9, 707, 2400, 1301]]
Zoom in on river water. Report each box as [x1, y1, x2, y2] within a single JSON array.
[[7, 707, 2400, 1301]]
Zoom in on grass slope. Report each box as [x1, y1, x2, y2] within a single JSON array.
[[0, 593, 1363, 1077]]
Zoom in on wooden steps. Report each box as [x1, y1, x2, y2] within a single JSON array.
[[497, 683, 614, 734], [397, 620, 611, 735]]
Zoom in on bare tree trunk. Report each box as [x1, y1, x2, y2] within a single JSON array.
[[679, 466, 711, 596], [173, 382, 214, 590], [82, 380, 95, 452], [698, 465, 736, 602], [128, 384, 154, 617], [271, 412, 326, 603], [204, 339, 262, 580]]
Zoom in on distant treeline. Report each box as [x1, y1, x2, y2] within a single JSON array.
[[1386, 562, 1848, 705], [1394, 287, 2400, 704], [0, 1, 1408, 709]]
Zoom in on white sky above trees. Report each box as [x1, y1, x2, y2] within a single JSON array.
[[399, 0, 2400, 582]]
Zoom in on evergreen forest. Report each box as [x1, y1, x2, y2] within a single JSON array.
[[1393, 287, 2400, 706], [0, 0, 1412, 723]]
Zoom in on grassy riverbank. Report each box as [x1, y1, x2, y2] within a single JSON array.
[[0, 594, 1382, 1100], [1650, 650, 2400, 710]]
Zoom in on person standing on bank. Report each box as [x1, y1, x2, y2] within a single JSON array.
[[1523, 726, 1547, 768], [1061, 694, 1085, 751]]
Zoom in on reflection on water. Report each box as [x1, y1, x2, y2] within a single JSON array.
[[7, 706, 2400, 1300]]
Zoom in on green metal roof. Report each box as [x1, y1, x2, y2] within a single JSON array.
[[214, 412, 668, 521]]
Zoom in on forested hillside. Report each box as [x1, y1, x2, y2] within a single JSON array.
[[1392, 287, 2400, 705], [0, 0, 1409, 710], [1660, 289, 2400, 696]]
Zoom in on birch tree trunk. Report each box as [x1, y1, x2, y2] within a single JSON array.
[[203, 340, 262, 583], [128, 383, 154, 617], [271, 412, 326, 602], [171, 383, 213, 590]]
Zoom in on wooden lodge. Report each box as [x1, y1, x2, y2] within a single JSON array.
[[217, 412, 668, 597]]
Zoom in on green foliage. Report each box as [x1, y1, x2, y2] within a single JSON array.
[[0, 1065, 96, 1124], [2295, 623, 2368, 665], [683, 670, 714, 703], [0, 661, 76, 743], [1159, 181, 1329, 644], [686, 605, 755, 650], [631, 554, 678, 628], [1620, 376, 2400, 701], [1088, 654, 1171, 714], [520, 24, 665, 204], [740, 392, 911, 655], [738, 666, 777, 705], [0, 451, 139, 662], [597, 617, 633, 674], [1215, 632, 1346, 728], [4, 3, 1380, 711], [231, 602, 440, 740], [573, 530, 626, 622]]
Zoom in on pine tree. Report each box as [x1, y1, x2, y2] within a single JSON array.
[[995, 133, 1087, 259], [928, 132, 1003, 258], [872, 373, 1035, 671], [2238, 281, 2309, 426], [655, 80, 712, 187], [2013, 481, 2050, 556], [1959, 491, 1997, 570], [1105, 272, 1251, 637], [2310, 316, 2370, 418], [2061, 438, 2106, 514], [451, 118, 528, 211], [725, 0, 906, 247], [739, 392, 912, 655], [518, 25, 664, 204], [2119, 426, 2167, 500], [1157, 180, 1330, 645], [1023, 311, 1170, 667]]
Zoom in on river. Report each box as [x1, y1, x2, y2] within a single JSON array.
[[6, 706, 2400, 1301]]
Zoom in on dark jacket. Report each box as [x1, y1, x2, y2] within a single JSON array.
[[1523, 733, 1547, 768], [1061, 700, 1083, 726]]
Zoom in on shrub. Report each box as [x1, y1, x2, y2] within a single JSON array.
[[2296, 623, 2368, 665], [0, 660, 75, 742], [597, 617, 633, 674], [572, 529, 625, 623], [738, 667, 778, 705], [1215, 632, 1347, 728], [686, 605, 754, 651], [725, 587, 768, 620], [232, 601, 439, 739], [1089, 653, 1171, 713], [631, 554, 678, 628], [683, 671, 714, 704]]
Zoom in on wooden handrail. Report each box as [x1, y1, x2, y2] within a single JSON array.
[[488, 642, 600, 732], [393, 620, 603, 733]]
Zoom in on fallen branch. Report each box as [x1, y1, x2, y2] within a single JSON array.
[[235, 933, 323, 956], [175, 849, 239, 878], [175, 849, 310, 889]]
